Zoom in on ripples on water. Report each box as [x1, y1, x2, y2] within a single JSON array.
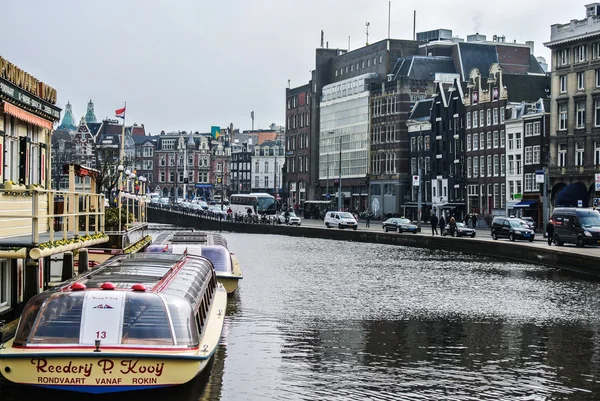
[[1, 228, 600, 400]]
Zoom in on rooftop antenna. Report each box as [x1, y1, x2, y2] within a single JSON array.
[[251, 111, 254, 131], [413, 10, 416, 41], [320, 30, 324, 48], [366, 22, 370, 46], [287, 79, 290, 89], [388, 1, 391, 39], [348, 36, 351, 51]]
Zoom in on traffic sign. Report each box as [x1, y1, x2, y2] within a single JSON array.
[[412, 175, 420, 186]]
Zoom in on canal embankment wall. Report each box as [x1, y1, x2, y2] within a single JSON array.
[[148, 208, 600, 276]]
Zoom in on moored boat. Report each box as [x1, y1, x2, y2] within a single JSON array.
[[0, 252, 227, 394]]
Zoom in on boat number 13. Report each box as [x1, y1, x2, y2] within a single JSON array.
[[95, 331, 107, 339]]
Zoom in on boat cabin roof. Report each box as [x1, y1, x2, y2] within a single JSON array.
[[167, 244, 232, 274]]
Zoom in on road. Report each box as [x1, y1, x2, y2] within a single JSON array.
[[295, 218, 600, 257]]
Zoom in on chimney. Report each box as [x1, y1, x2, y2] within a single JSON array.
[[525, 41, 534, 54]]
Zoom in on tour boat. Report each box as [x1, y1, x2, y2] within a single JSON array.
[[0, 252, 228, 394], [147, 231, 242, 294]]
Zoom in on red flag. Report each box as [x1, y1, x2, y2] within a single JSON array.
[[115, 106, 126, 118]]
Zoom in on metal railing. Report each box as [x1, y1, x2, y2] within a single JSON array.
[[0, 187, 105, 245]]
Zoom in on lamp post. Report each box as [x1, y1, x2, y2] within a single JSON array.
[[337, 135, 342, 211], [117, 164, 124, 231], [125, 170, 131, 228], [139, 176, 147, 223]]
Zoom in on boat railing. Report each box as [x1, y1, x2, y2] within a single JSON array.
[[0, 187, 106, 245]]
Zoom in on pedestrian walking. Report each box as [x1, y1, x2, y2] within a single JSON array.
[[546, 220, 555, 246], [449, 216, 457, 236], [430, 214, 439, 236], [471, 214, 477, 229], [365, 210, 371, 228], [439, 215, 446, 236]]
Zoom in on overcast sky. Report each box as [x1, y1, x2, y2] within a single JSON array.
[[2, 1, 584, 134]]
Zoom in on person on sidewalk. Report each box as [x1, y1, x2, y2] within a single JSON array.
[[365, 210, 371, 228], [430, 214, 439, 236], [546, 220, 555, 246], [439, 215, 446, 236]]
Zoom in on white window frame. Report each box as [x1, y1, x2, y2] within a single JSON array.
[[467, 134, 471, 151], [560, 76, 567, 93], [558, 144, 567, 167], [493, 108, 499, 125], [524, 173, 533, 192], [559, 104, 568, 131], [577, 102, 586, 129], [525, 146, 533, 165], [473, 133, 479, 150], [533, 145, 540, 164], [0, 260, 10, 311], [595, 141, 600, 165], [560, 49, 569, 65], [578, 72, 585, 90], [575, 142, 585, 166]]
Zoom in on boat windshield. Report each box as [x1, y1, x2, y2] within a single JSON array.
[[14, 291, 199, 347], [200, 246, 232, 273]]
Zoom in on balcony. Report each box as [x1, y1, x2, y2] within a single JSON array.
[[0, 187, 108, 260]]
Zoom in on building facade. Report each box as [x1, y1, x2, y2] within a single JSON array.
[[231, 146, 252, 194], [285, 83, 311, 207], [251, 140, 285, 196], [545, 3, 600, 207]]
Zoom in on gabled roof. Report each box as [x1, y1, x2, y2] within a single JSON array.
[[457, 42, 499, 81], [391, 56, 456, 81], [503, 74, 551, 103]]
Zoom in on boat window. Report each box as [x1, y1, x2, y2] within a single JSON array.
[[200, 246, 232, 273], [122, 292, 173, 345], [27, 292, 85, 344], [14, 292, 56, 345], [163, 295, 199, 347]]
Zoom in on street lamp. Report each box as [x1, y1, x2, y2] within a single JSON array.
[[118, 164, 124, 231]]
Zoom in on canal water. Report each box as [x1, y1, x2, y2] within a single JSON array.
[[2, 226, 600, 400]]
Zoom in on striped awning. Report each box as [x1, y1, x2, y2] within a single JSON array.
[[2, 101, 53, 130]]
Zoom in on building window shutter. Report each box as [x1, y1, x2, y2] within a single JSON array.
[[19, 136, 30, 185]]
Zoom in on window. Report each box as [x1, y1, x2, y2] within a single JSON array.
[[480, 156, 485, 177], [560, 76, 567, 93], [143, 147, 154, 157], [575, 142, 585, 166], [525, 123, 533, 137], [480, 110, 485, 127], [596, 69, 600, 87], [379, 55, 383, 64], [264, 176, 269, 187], [559, 143, 567, 167], [509, 180, 514, 197], [143, 160, 153, 170], [411, 158, 416, 175], [493, 131, 499, 148], [560, 49, 569, 65], [595, 100, 600, 127], [264, 161, 269, 173], [508, 133, 514, 150], [516, 133, 522, 149], [255, 161, 260, 173], [525, 173, 533, 192], [493, 108, 499, 125], [362, 60, 365, 69], [494, 184, 500, 209], [577, 45, 587, 62], [473, 110, 478, 128], [473, 133, 478, 150], [494, 154, 499, 176], [367, 59, 371, 67], [487, 155, 492, 177], [533, 145, 540, 164], [516, 155, 522, 174], [467, 134, 471, 151], [480, 134, 485, 150], [473, 156, 479, 177], [516, 180, 522, 195], [577, 102, 586, 129], [487, 109, 491, 126], [159, 170, 165, 182], [487, 132, 492, 149], [1, 260, 10, 310], [501, 155, 505, 176], [467, 112, 471, 129], [467, 157, 472, 177], [578, 72, 585, 90], [533, 122, 540, 136], [525, 146, 533, 164], [500, 107, 505, 124], [508, 155, 514, 175], [595, 141, 600, 165], [255, 176, 259, 188], [559, 104, 568, 130]]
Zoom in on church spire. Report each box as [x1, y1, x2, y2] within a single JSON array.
[[58, 101, 77, 131], [85, 99, 97, 124]]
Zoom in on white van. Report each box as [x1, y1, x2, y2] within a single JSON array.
[[324, 211, 358, 230]]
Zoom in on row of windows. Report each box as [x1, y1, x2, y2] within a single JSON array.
[[465, 107, 505, 129], [559, 69, 600, 93], [410, 135, 431, 152], [158, 170, 208, 183], [466, 154, 506, 178], [557, 99, 600, 130], [466, 131, 506, 151], [253, 175, 280, 189], [160, 155, 209, 167], [287, 92, 309, 109], [287, 133, 309, 151], [410, 157, 431, 176], [372, 151, 398, 175], [252, 160, 281, 174], [287, 112, 309, 130], [373, 123, 400, 144], [468, 183, 506, 210], [134, 147, 154, 158], [557, 141, 600, 167], [557, 43, 600, 67], [287, 155, 309, 174], [372, 94, 398, 117], [334, 55, 383, 78]]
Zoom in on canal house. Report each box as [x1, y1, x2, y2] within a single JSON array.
[[0, 56, 107, 322]]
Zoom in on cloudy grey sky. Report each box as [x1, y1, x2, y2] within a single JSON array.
[[2, 1, 583, 134]]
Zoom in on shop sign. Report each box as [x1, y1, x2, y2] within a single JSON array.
[[0, 56, 57, 104], [0, 78, 60, 119]]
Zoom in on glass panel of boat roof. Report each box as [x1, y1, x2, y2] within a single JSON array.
[[122, 292, 173, 345], [27, 292, 85, 344], [199, 245, 232, 273], [171, 232, 208, 243], [209, 234, 228, 248], [162, 255, 213, 311]]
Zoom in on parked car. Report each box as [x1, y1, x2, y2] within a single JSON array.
[[324, 211, 358, 230], [382, 218, 418, 233], [491, 216, 535, 242], [520, 217, 536, 231], [551, 207, 600, 247], [277, 212, 301, 226], [444, 222, 476, 238]]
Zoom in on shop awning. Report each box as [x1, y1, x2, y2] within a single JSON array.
[[513, 200, 537, 208], [2, 101, 54, 130]]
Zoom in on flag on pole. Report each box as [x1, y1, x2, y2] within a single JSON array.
[[211, 126, 220, 139], [115, 106, 126, 119]]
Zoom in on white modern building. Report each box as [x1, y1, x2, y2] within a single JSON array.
[[251, 140, 285, 196], [505, 105, 524, 213], [319, 73, 378, 209]]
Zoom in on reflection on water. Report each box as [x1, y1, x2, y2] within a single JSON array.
[[2, 229, 600, 400]]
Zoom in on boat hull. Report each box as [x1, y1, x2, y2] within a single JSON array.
[[216, 275, 242, 294], [0, 356, 210, 393]]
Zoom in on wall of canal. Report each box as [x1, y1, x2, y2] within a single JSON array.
[[148, 207, 600, 276]]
